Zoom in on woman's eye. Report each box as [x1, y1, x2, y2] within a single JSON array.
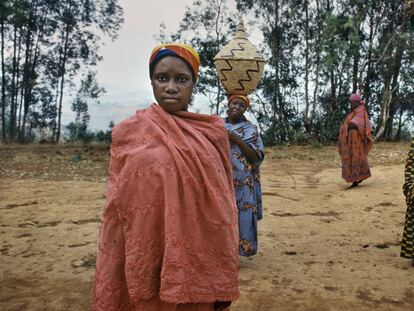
[[177, 76, 189, 83], [156, 76, 167, 82]]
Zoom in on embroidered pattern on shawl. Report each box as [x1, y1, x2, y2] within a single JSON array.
[[92, 104, 239, 310]]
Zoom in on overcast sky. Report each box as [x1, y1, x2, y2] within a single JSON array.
[[63, 0, 199, 130], [96, 0, 195, 91]]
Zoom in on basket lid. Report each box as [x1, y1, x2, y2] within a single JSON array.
[[214, 18, 265, 62]]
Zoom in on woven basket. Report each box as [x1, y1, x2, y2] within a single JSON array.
[[214, 18, 266, 96]]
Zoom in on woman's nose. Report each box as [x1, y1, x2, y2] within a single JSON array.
[[165, 80, 178, 92]]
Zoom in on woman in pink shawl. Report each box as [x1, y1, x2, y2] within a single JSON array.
[[338, 93, 373, 187], [91, 44, 239, 311]]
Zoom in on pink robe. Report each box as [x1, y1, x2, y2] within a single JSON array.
[[338, 105, 373, 183], [92, 104, 239, 311]]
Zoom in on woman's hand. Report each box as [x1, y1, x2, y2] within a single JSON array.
[[214, 301, 231, 310], [348, 123, 358, 131], [227, 130, 261, 164], [227, 130, 241, 144]]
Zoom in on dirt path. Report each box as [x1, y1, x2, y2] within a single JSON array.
[[1, 154, 413, 310], [233, 160, 413, 311]]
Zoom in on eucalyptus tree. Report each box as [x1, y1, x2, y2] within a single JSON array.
[[0, 0, 11, 142], [50, 0, 123, 143], [0, 0, 123, 143], [373, 0, 414, 140], [235, 0, 305, 143], [236, 0, 414, 142]]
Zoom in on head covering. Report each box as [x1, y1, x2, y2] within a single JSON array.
[[349, 93, 362, 103], [228, 94, 250, 107], [149, 43, 200, 81]]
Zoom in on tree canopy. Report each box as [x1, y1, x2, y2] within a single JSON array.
[[158, 0, 414, 144], [0, 0, 123, 143]]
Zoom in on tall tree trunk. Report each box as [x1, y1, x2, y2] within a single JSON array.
[[311, 0, 321, 122], [351, 47, 359, 93], [51, 77, 60, 142], [303, 0, 311, 134], [20, 9, 44, 143], [326, 0, 337, 112], [375, 65, 393, 141], [56, 22, 71, 143], [52, 47, 64, 142], [20, 25, 33, 143], [374, 15, 407, 141], [395, 108, 404, 141], [10, 24, 18, 142], [383, 42, 404, 140], [216, 81, 221, 115], [330, 67, 336, 111], [14, 30, 22, 139], [272, 0, 288, 143], [1, 14, 7, 143], [17, 79, 24, 137], [363, 5, 375, 106], [352, 5, 363, 94], [384, 103, 396, 140]]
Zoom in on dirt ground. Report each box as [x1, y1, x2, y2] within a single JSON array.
[[0, 142, 413, 311]]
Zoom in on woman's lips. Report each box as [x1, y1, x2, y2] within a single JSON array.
[[163, 98, 180, 103]]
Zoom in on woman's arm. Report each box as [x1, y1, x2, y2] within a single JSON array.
[[228, 131, 261, 164]]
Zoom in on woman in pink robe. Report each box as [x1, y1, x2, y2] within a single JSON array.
[[338, 93, 373, 187], [91, 44, 239, 311]]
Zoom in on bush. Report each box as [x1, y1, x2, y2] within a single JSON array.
[[65, 122, 94, 143], [292, 131, 312, 145], [65, 121, 113, 144]]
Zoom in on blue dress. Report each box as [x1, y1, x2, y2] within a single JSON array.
[[224, 117, 264, 256]]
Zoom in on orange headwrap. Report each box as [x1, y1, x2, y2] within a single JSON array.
[[228, 94, 250, 107], [149, 43, 200, 80]]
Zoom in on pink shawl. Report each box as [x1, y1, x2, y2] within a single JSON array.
[[338, 104, 373, 159], [92, 104, 239, 310]]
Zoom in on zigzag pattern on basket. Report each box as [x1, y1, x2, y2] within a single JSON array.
[[219, 59, 261, 92], [222, 42, 246, 58], [222, 42, 263, 60], [219, 60, 233, 82], [235, 60, 261, 91]]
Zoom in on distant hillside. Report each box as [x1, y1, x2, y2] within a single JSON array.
[[62, 84, 154, 131]]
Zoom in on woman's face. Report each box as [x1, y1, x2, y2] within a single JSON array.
[[227, 97, 247, 120], [350, 100, 360, 111], [151, 56, 194, 113]]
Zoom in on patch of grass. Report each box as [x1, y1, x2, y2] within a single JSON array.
[[265, 141, 409, 167], [0, 141, 409, 182]]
